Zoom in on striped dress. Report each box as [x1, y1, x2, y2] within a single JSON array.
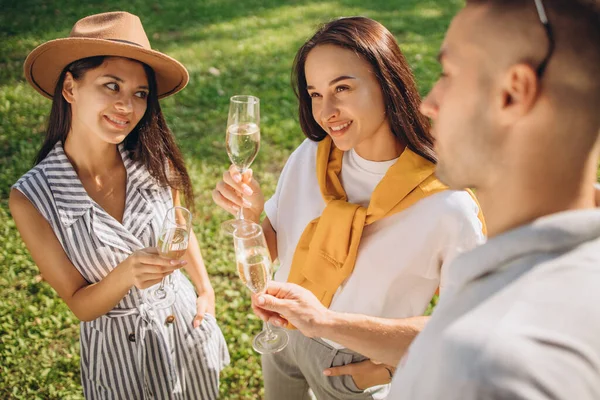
[[13, 141, 230, 399]]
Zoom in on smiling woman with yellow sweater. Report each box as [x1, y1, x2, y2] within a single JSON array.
[[212, 17, 485, 400]]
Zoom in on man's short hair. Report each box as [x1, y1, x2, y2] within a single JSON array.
[[466, 0, 600, 119]]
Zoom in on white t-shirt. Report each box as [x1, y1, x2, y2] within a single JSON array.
[[264, 139, 485, 347]]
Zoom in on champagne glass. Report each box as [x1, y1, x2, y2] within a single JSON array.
[[233, 222, 288, 354], [146, 206, 191, 309], [221, 95, 260, 235]]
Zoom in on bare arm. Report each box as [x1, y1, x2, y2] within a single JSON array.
[[320, 312, 428, 367], [254, 281, 427, 366], [174, 189, 212, 295], [262, 217, 278, 261], [171, 189, 216, 324], [10, 189, 183, 322], [182, 229, 213, 297], [183, 228, 217, 326]]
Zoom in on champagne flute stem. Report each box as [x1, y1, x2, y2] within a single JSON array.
[[237, 168, 245, 221], [263, 321, 276, 341]]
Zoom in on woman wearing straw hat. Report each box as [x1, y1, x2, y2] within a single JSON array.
[[9, 12, 229, 399]]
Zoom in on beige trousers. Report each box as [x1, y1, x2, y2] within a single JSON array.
[[262, 329, 390, 400]]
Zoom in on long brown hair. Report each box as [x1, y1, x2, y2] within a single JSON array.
[[35, 56, 194, 209], [292, 16, 436, 163]]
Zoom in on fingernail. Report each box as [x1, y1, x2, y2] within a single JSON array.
[[243, 185, 253, 196], [274, 319, 283, 327], [180, 260, 188, 265], [170, 260, 178, 265], [323, 370, 331, 376], [193, 320, 199, 328], [257, 296, 265, 306], [233, 174, 242, 183], [243, 199, 252, 207]]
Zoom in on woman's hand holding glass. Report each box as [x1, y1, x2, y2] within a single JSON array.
[[220, 95, 261, 235], [123, 247, 187, 290], [145, 206, 192, 309], [212, 164, 265, 224]]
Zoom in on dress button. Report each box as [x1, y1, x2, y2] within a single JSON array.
[[128, 332, 136, 342], [165, 315, 176, 325]]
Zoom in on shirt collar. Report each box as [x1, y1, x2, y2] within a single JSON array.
[[118, 143, 162, 192], [450, 209, 600, 290], [45, 141, 160, 227]]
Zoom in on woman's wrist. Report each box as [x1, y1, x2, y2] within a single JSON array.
[[242, 208, 263, 224], [194, 280, 215, 297], [112, 257, 135, 290]]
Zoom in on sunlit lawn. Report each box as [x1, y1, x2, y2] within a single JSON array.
[[0, 1, 464, 398]]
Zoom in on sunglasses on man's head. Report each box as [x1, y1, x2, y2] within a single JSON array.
[[533, 0, 555, 78]]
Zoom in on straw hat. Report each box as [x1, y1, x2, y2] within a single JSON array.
[[23, 11, 189, 100]]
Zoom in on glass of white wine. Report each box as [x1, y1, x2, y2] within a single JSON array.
[[146, 206, 191, 309], [221, 95, 260, 235], [233, 222, 289, 354]]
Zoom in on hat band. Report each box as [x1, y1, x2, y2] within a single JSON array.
[[107, 38, 144, 47]]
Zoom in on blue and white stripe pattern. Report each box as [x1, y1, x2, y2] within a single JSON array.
[[13, 141, 229, 399]]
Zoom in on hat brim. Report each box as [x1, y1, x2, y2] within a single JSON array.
[[23, 38, 189, 100]]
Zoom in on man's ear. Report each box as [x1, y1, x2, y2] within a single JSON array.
[[498, 63, 540, 125], [62, 72, 76, 104]]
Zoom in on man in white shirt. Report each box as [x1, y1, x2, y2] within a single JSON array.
[[256, 0, 600, 398]]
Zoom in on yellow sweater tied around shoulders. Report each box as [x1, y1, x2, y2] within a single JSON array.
[[286, 136, 486, 309]]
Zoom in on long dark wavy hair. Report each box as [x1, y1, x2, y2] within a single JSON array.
[[292, 16, 436, 163], [35, 56, 194, 209]]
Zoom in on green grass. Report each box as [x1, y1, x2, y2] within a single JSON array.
[[1, 0, 472, 398]]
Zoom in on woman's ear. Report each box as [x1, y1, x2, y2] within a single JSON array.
[[62, 72, 76, 104]]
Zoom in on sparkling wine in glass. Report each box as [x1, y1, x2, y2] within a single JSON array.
[[233, 222, 288, 354], [236, 245, 270, 294], [221, 95, 260, 235], [146, 206, 191, 309]]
